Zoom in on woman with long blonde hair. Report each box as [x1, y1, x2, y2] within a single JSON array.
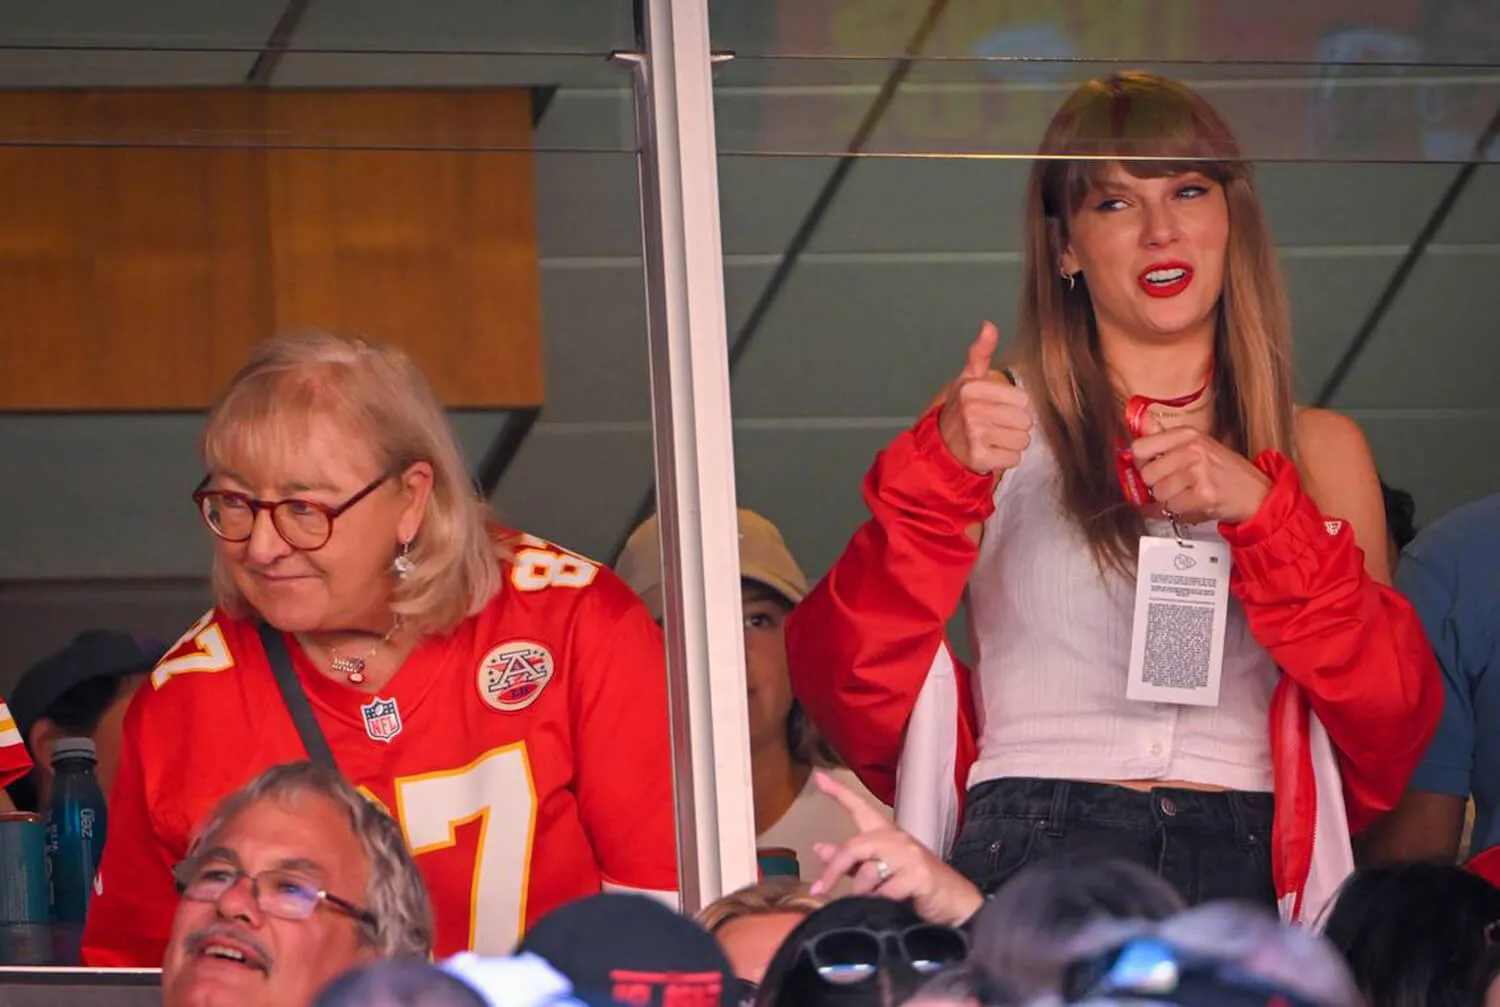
[[786, 72, 1441, 922]]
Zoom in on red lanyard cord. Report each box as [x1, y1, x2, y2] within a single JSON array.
[[1115, 363, 1214, 508]]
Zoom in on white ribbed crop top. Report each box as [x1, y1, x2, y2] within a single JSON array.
[[965, 416, 1276, 793]]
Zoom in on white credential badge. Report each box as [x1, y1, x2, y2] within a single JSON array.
[[1126, 533, 1232, 707]]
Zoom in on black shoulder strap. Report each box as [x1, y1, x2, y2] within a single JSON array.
[[257, 622, 339, 771]]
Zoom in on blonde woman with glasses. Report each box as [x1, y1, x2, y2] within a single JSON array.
[[84, 332, 677, 966]]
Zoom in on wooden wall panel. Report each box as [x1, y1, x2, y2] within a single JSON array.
[[263, 90, 543, 408], [0, 92, 268, 411], [0, 89, 542, 411]]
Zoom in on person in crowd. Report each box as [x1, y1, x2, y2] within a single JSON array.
[[807, 770, 982, 927], [967, 856, 1184, 999], [1322, 861, 1500, 1007], [754, 895, 969, 1007], [696, 878, 828, 986], [0, 694, 30, 812], [439, 950, 588, 1007], [705, 769, 986, 998], [1362, 492, 1500, 865], [905, 964, 1016, 1007], [314, 959, 488, 1007], [5, 630, 161, 813], [160, 761, 433, 1007], [1059, 902, 1361, 1007], [85, 331, 677, 966], [1380, 480, 1418, 569], [785, 70, 1441, 923], [517, 892, 737, 1007], [617, 509, 888, 884]]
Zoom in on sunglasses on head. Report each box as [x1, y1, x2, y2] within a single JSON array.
[[733, 977, 759, 1007], [799, 923, 970, 986], [1063, 936, 1324, 1007]]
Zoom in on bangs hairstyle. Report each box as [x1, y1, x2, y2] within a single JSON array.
[[1013, 71, 1296, 575], [201, 331, 502, 635]]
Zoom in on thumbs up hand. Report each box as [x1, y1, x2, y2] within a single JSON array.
[[936, 322, 1033, 475]]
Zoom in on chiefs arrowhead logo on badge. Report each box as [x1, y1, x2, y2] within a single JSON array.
[[478, 640, 555, 712], [361, 697, 403, 743]]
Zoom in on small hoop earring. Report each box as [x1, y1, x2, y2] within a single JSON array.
[[1061, 269, 1077, 291], [392, 539, 416, 581]]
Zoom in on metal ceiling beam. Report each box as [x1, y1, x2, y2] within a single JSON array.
[[472, 407, 541, 500], [530, 86, 559, 127], [1315, 102, 1500, 406], [246, 0, 313, 86]]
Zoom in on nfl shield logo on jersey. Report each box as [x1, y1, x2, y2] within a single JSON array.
[[361, 697, 402, 744]]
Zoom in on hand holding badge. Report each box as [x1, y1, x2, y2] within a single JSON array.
[[1115, 364, 1267, 708], [1117, 363, 1273, 531]]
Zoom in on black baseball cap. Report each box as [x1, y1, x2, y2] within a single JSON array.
[[518, 894, 734, 1007], [9, 630, 164, 743]]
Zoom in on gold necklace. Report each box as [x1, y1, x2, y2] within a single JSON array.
[[326, 617, 403, 686]]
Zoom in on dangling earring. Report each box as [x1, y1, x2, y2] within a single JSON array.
[[392, 540, 416, 581], [1061, 268, 1077, 291]]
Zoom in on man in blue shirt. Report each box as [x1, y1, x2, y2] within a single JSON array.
[[1365, 492, 1500, 863]]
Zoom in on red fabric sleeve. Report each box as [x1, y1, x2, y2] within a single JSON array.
[[1220, 450, 1444, 834], [785, 408, 994, 804], [0, 697, 32, 789], [81, 698, 179, 966], [569, 577, 678, 894]]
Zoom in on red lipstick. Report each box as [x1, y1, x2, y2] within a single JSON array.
[[1137, 261, 1193, 298]]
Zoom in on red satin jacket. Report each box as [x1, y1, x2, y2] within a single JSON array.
[[787, 408, 1442, 918]]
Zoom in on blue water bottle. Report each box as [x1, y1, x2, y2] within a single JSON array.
[[44, 738, 108, 925]]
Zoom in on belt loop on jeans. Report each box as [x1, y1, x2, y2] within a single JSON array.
[[1046, 780, 1070, 838]]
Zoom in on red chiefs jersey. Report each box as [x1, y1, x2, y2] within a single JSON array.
[[0, 696, 32, 790], [83, 537, 678, 966]]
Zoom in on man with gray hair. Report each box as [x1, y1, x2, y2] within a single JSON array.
[[160, 760, 433, 1007]]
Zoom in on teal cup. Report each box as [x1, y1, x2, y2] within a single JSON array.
[[0, 812, 48, 923], [0, 811, 53, 964]]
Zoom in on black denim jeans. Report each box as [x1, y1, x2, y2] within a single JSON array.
[[947, 778, 1276, 909]]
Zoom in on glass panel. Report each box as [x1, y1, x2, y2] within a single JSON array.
[[711, 0, 1500, 65], [0, 5, 651, 710], [710, 1, 1500, 695], [714, 56, 1500, 163], [0, 0, 635, 53], [0, 1, 635, 149]]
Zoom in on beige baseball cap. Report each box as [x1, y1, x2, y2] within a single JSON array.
[[615, 509, 809, 621]]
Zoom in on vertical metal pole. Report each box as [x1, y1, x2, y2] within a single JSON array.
[[619, 0, 757, 913]]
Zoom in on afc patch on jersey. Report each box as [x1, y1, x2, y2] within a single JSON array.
[[361, 696, 403, 743], [478, 640, 555, 713]]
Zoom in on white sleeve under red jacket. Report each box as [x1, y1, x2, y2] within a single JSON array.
[[786, 407, 1442, 923]]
